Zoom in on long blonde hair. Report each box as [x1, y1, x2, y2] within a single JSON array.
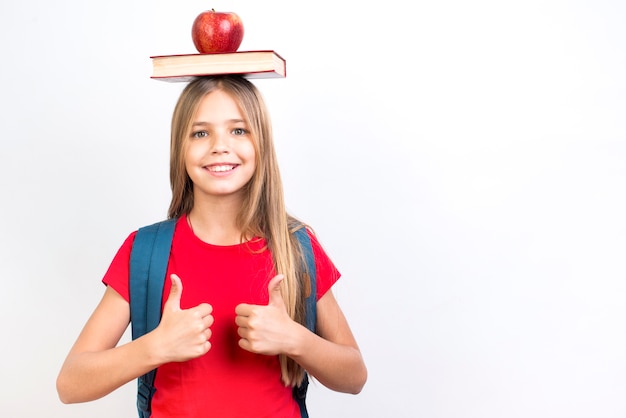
[[168, 76, 310, 386]]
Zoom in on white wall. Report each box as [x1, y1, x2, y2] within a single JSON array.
[[1, 1, 625, 417]]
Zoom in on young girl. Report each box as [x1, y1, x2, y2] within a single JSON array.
[[56, 75, 367, 417]]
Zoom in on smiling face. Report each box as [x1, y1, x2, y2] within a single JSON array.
[[184, 89, 257, 204]]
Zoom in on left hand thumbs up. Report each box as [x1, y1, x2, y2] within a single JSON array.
[[235, 274, 295, 355], [267, 273, 286, 308]]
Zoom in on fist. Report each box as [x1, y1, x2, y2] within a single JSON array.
[[234, 274, 297, 355], [157, 274, 214, 362]]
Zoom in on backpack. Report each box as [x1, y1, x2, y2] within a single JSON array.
[[129, 218, 317, 418]]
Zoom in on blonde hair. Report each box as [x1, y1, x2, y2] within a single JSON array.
[[168, 76, 310, 386]]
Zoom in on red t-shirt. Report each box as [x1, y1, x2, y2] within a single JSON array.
[[102, 216, 340, 417]]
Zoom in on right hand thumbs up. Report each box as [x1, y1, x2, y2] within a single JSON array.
[[164, 273, 183, 311], [156, 274, 214, 363]]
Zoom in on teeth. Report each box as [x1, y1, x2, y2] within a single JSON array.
[[208, 165, 235, 172]]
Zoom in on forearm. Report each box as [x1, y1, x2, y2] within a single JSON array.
[[288, 325, 367, 394], [56, 334, 161, 404]]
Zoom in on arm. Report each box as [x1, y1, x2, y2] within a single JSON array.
[[289, 288, 367, 394], [57, 275, 213, 403], [235, 276, 367, 394], [56, 286, 159, 403]]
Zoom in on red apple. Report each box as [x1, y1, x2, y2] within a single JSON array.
[[192, 9, 244, 53]]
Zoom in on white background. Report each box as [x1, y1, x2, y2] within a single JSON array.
[[1, 1, 625, 417]]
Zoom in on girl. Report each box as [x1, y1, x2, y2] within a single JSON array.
[[56, 75, 367, 417]]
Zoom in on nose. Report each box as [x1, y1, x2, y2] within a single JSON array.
[[210, 131, 229, 154]]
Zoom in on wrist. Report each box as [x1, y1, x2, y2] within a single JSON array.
[[141, 329, 168, 367], [284, 321, 311, 359]]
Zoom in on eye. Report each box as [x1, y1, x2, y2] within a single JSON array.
[[232, 127, 248, 136], [192, 130, 208, 139]]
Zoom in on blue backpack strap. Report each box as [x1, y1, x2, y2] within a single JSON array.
[[129, 218, 177, 418], [292, 226, 317, 418]]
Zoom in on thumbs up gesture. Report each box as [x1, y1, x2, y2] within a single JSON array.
[[155, 274, 214, 362], [235, 274, 297, 355]]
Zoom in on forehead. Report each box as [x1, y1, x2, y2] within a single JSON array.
[[193, 89, 245, 122]]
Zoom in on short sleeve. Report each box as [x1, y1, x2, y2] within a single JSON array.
[[307, 230, 341, 300], [101, 231, 137, 302]]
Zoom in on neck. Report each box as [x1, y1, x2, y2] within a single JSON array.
[[187, 194, 245, 245]]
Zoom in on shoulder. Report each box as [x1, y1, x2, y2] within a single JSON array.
[[293, 223, 341, 298], [300, 226, 330, 261], [135, 217, 179, 236], [132, 217, 183, 248]]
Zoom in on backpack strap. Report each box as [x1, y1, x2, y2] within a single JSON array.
[[292, 226, 317, 418], [129, 218, 177, 418], [129, 219, 317, 418]]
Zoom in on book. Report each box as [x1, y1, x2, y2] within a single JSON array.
[[150, 50, 286, 82]]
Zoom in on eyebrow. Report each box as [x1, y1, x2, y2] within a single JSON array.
[[192, 119, 246, 127]]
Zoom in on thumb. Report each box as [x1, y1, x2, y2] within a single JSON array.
[[267, 274, 285, 306], [165, 274, 183, 310]]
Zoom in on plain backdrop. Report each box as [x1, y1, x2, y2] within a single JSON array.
[[1, 0, 625, 417]]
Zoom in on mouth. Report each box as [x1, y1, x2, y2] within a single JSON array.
[[206, 164, 238, 173]]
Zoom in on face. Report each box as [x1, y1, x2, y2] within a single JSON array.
[[185, 89, 256, 203]]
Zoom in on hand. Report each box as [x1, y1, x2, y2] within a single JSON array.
[[235, 274, 299, 356], [154, 274, 213, 363]]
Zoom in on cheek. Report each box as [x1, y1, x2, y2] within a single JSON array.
[[183, 143, 201, 176], [184, 142, 202, 164], [245, 141, 257, 165], [249, 149, 257, 168]]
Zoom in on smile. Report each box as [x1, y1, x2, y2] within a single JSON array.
[[206, 164, 238, 172]]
